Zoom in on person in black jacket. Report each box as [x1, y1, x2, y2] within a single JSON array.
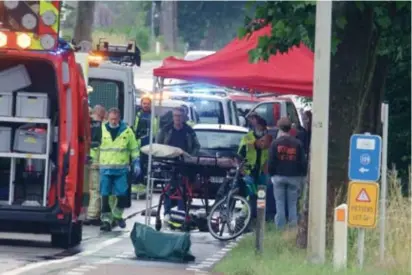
[[156, 107, 200, 227], [268, 117, 307, 229]]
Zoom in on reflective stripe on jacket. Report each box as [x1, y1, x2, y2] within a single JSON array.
[[238, 131, 269, 176], [99, 122, 140, 170]]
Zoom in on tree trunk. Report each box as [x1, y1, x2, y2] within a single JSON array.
[[327, 3, 381, 221], [297, 2, 386, 248], [73, 1, 96, 43], [160, 1, 178, 51]]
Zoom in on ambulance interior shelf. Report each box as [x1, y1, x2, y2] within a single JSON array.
[[0, 58, 58, 208]]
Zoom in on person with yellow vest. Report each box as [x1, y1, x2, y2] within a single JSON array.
[[132, 95, 158, 200], [85, 105, 119, 227], [84, 105, 106, 226], [238, 116, 272, 223], [100, 108, 141, 232]]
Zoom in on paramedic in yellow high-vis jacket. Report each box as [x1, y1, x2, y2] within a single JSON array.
[[99, 108, 140, 232]]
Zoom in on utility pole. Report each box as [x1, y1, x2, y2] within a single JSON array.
[[307, 0, 332, 264]]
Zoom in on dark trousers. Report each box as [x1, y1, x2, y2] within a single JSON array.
[[136, 154, 148, 185]]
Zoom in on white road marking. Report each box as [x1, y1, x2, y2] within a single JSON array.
[[3, 233, 127, 275], [79, 234, 127, 256], [2, 256, 78, 275], [66, 272, 83, 275]]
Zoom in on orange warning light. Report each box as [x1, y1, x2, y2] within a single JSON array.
[[0, 32, 7, 47], [16, 33, 32, 49]]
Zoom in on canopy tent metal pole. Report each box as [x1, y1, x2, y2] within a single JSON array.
[[144, 75, 160, 225]]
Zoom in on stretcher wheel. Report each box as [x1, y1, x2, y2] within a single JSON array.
[[155, 218, 162, 231]]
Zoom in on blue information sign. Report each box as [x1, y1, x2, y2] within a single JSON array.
[[349, 134, 382, 181]]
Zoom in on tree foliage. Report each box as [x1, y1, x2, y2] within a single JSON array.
[[240, 1, 411, 246], [240, 1, 411, 176], [178, 1, 248, 50]]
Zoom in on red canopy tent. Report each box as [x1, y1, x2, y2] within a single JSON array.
[[153, 26, 314, 97]]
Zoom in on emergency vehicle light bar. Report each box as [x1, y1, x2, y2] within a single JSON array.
[[89, 38, 141, 67], [0, 1, 61, 51]]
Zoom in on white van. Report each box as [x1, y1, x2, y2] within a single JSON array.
[[168, 92, 242, 126], [135, 98, 199, 125], [88, 62, 137, 126]]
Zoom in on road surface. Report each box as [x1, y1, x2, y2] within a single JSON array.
[[0, 195, 238, 275], [134, 61, 162, 91], [0, 61, 238, 275]]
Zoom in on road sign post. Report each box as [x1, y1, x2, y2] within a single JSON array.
[[347, 181, 380, 269], [349, 133, 382, 182], [348, 133, 382, 268]]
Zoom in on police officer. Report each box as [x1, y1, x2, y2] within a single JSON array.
[[99, 108, 140, 231], [132, 95, 158, 200]]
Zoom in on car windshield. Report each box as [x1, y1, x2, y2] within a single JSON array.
[[235, 101, 258, 114], [195, 130, 245, 151], [191, 100, 224, 124]]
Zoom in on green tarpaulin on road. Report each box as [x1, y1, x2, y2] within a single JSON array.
[[130, 222, 195, 263]]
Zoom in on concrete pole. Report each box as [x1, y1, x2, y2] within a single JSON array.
[[307, 0, 332, 264]]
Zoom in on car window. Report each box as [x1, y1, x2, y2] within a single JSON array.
[[227, 101, 233, 124], [191, 99, 225, 124], [236, 101, 257, 115], [195, 130, 245, 151], [273, 102, 281, 126], [286, 102, 301, 127], [233, 102, 240, 125], [253, 103, 274, 126]]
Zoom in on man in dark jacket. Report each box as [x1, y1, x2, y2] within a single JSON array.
[[268, 117, 307, 229], [157, 107, 200, 226], [157, 107, 200, 155]]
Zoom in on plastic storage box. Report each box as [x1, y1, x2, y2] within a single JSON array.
[[0, 127, 12, 152], [13, 126, 47, 154], [0, 92, 13, 116], [0, 65, 32, 93], [16, 92, 49, 118]]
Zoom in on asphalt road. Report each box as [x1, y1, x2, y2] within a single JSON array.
[[133, 60, 162, 91], [0, 193, 237, 275], [0, 61, 236, 275]]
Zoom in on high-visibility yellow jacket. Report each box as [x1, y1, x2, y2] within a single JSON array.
[[186, 120, 196, 127], [99, 121, 139, 173], [133, 111, 159, 140], [238, 131, 269, 176]]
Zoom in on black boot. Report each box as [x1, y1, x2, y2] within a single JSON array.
[[100, 221, 112, 232], [100, 196, 112, 232]]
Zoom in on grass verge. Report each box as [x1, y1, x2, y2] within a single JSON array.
[[214, 168, 411, 275]]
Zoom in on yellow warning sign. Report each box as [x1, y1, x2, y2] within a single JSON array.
[[347, 181, 379, 228]]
